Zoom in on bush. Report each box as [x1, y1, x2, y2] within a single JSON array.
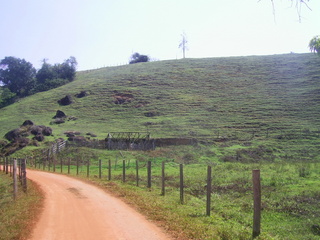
[[129, 53, 150, 64]]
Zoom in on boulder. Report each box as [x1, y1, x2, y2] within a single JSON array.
[[58, 95, 73, 106], [21, 120, 34, 127], [53, 110, 67, 119], [34, 134, 44, 142], [43, 127, 52, 136], [75, 91, 88, 98], [4, 128, 29, 141]]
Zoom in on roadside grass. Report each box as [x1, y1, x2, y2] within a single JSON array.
[[0, 172, 44, 240]]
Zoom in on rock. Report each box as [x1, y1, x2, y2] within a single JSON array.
[[0, 140, 8, 148], [30, 125, 43, 135], [21, 120, 34, 127], [50, 118, 65, 124], [144, 111, 159, 117], [75, 91, 88, 98], [34, 134, 44, 142], [64, 131, 81, 137], [68, 135, 86, 142], [43, 127, 52, 136], [113, 92, 134, 104], [4, 128, 29, 141], [86, 132, 97, 137], [53, 110, 67, 119], [58, 95, 73, 106]]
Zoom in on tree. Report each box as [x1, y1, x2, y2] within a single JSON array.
[[0, 57, 36, 96], [179, 32, 188, 59], [129, 53, 150, 64], [309, 36, 320, 56], [34, 56, 77, 92], [0, 87, 16, 108]]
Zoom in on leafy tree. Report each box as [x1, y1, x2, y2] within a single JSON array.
[[54, 56, 77, 82], [35, 59, 56, 84], [0, 87, 16, 108], [35, 56, 77, 92], [129, 53, 150, 64], [309, 36, 320, 56], [0, 57, 36, 96]]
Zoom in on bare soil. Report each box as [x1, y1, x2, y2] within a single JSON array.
[[27, 169, 173, 240]]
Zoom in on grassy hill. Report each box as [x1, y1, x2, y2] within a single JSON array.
[[0, 53, 320, 140]]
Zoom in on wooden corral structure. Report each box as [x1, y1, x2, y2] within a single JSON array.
[[106, 132, 155, 150]]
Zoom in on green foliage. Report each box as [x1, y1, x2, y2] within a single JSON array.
[[0, 87, 16, 108], [309, 35, 320, 56], [0, 57, 36, 97], [129, 52, 150, 64], [34, 57, 77, 93], [0, 56, 77, 107]]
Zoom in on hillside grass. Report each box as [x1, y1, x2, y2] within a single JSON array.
[[0, 53, 319, 140]]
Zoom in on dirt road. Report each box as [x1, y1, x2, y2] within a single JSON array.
[[27, 169, 172, 240]]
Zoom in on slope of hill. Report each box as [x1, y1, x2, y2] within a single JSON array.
[[0, 53, 319, 140]]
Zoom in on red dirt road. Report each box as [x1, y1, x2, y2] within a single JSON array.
[[27, 169, 173, 240]]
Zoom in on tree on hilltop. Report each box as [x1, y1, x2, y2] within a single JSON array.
[[129, 53, 150, 64], [309, 36, 320, 56]]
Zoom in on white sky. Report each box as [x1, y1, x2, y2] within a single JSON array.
[[1, 0, 319, 71]]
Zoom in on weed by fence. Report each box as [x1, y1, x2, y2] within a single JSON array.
[[1, 158, 27, 200]]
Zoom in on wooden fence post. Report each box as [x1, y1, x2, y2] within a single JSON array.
[[76, 159, 79, 175], [68, 158, 71, 174], [5, 157, 9, 174], [21, 159, 27, 193], [206, 166, 212, 216], [147, 161, 152, 188], [180, 164, 184, 204], [161, 161, 165, 196], [53, 157, 56, 172], [47, 150, 51, 172], [87, 160, 90, 178], [108, 159, 111, 181], [122, 160, 126, 183], [60, 158, 63, 173], [99, 159, 102, 179], [13, 159, 17, 200], [9, 158, 12, 177], [252, 169, 261, 238], [136, 160, 139, 187]]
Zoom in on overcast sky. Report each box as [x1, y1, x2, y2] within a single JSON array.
[[1, 0, 319, 71]]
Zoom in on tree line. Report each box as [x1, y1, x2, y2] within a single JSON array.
[[0, 56, 77, 108]]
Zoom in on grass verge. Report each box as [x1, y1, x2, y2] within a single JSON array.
[[0, 172, 44, 240]]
